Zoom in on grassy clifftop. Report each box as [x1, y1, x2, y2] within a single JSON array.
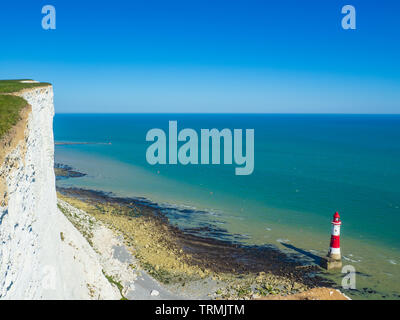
[[0, 95, 30, 138], [0, 79, 51, 94], [0, 79, 51, 139]]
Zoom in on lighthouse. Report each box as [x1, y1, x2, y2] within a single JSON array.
[[328, 212, 342, 260], [321, 212, 343, 270]]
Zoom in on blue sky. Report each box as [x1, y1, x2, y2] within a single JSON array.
[[0, 0, 399, 113]]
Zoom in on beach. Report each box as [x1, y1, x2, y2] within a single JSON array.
[[56, 182, 342, 300]]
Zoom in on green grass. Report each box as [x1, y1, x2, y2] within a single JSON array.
[[0, 79, 51, 94], [0, 95, 28, 139], [0, 79, 51, 139], [102, 270, 128, 300]]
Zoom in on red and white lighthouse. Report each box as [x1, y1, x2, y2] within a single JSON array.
[[328, 211, 342, 260]]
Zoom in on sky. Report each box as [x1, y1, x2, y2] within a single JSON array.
[[0, 0, 399, 113]]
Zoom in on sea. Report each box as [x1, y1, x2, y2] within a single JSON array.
[[54, 114, 400, 300]]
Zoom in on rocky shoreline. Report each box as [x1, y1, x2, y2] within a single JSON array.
[[55, 164, 346, 300], [54, 163, 86, 180]]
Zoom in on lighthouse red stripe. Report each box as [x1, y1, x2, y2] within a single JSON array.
[[330, 235, 340, 248]]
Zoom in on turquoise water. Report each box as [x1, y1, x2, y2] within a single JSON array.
[[54, 114, 400, 299]]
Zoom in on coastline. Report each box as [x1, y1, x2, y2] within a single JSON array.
[[54, 141, 400, 300], [55, 164, 347, 299], [57, 197, 184, 300]]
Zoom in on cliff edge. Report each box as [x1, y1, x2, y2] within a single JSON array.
[[0, 81, 119, 299]]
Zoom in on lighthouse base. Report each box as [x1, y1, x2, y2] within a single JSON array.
[[320, 256, 342, 271]]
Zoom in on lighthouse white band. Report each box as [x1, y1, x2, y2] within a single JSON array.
[[330, 247, 341, 254], [331, 225, 341, 236]]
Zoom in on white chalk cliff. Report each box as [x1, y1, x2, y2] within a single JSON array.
[[0, 85, 119, 299]]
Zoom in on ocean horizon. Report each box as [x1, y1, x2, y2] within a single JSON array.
[[54, 113, 400, 299]]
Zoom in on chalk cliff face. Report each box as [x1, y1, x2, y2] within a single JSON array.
[[0, 86, 119, 299]]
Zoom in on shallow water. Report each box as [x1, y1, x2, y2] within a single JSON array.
[[54, 114, 400, 299]]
